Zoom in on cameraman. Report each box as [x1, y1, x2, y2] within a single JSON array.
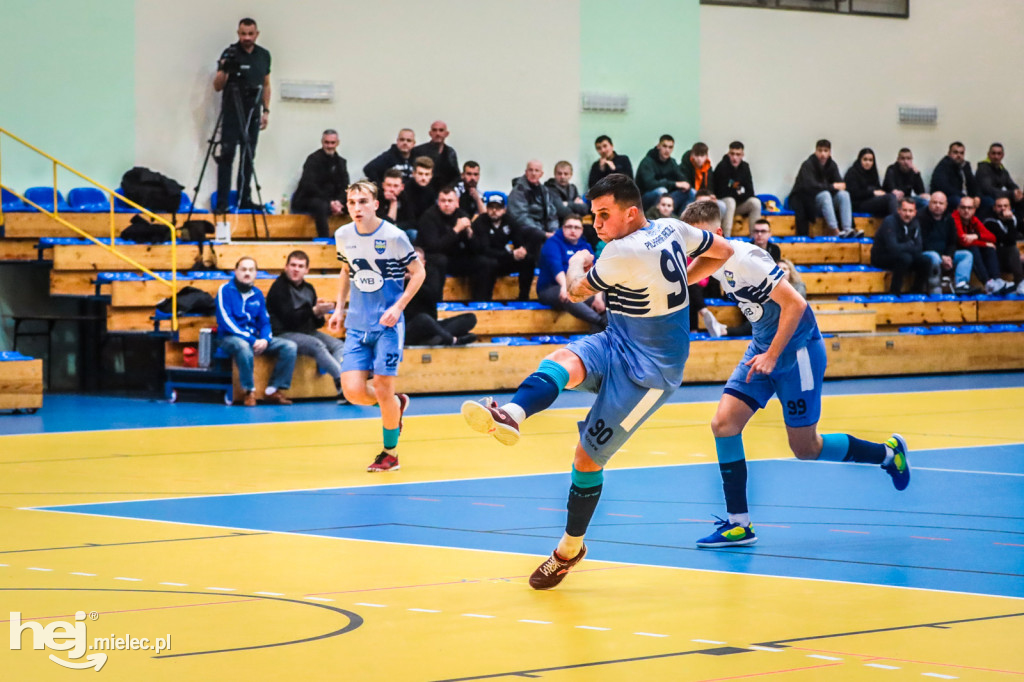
[[213, 17, 271, 213]]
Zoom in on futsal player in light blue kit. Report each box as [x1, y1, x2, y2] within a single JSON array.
[[329, 181, 425, 472], [462, 174, 735, 589], [680, 200, 910, 548]]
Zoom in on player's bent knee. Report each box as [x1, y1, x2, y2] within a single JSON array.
[[788, 433, 821, 460], [573, 444, 603, 472], [371, 375, 396, 399], [545, 348, 586, 388], [710, 414, 742, 438]]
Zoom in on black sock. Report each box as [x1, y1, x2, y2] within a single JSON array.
[[565, 483, 603, 537], [844, 435, 886, 464], [720, 460, 748, 515]]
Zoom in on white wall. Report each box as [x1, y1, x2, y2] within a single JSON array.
[[134, 0, 580, 209], [700, 0, 1024, 198]]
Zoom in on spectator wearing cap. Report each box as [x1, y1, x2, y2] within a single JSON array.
[[472, 193, 538, 301]]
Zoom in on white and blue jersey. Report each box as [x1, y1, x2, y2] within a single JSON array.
[[583, 217, 714, 389], [334, 219, 417, 332], [712, 241, 820, 352]]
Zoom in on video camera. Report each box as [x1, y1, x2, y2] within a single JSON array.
[[219, 44, 243, 81]]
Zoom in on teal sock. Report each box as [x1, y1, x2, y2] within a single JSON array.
[[383, 427, 400, 450]]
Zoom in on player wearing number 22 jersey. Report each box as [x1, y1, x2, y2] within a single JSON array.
[[678, 200, 911, 551], [461, 174, 735, 590]]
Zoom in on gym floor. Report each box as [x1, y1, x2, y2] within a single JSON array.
[[1, 372, 1021, 681]]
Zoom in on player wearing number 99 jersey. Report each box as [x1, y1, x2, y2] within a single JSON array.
[[461, 174, 735, 590], [680, 201, 911, 551]]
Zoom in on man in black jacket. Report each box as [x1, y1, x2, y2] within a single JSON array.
[[984, 195, 1024, 293], [455, 161, 485, 218], [363, 128, 416, 184], [713, 141, 761, 237], [545, 161, 590, 220], [472, 194, 537, 301], [789, 139, 855, 238], [977, 143, 1024, 218], [266, 250, 346, 399], [401, 157, 439, 238], [883, 148, 930, 212], [291, 130, 349, 238], [411, 120, 459, 190], [509, 160, 560, 236], [416, 187, 496, 302], [930, 141, 979, 210], [376, 169, 415, 235], [919, 191, 973, 295], [587, 135, 633, 189], [871, 198, 931, 294]]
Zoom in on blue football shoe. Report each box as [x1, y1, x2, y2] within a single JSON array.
[[696, 516, 757, 548], [882, 433, 911, 491]]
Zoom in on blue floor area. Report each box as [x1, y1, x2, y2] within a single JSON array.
[[40, 445, 1024, 598], [3, 371, 1023, 436]]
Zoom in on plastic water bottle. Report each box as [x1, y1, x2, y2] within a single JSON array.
[[198, 328, 212, 368], [281, 194, 290, 215]]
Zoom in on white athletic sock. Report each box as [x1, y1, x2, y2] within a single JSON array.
[[556, 532, 584, 560], [265, 386, 278, 395], [728, 513, 750, 527], [882, 445, 894, 467], [502, 403, 526, 425]]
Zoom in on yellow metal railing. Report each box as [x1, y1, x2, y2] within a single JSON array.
[[0, 127, 178, 331]]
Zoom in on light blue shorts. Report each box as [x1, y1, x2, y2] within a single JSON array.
[[723, 337, 827, 428], [566, 333, 678, 466], [341, 323, 404, 377]]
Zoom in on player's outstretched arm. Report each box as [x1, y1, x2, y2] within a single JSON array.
[[565, 250, 599, 303], [687, 234, 734, 282]]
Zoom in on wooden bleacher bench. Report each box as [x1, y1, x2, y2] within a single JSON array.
[[4, 212, 341, 240], [0, 352, 43, 413], [731, 215, 878, 238]]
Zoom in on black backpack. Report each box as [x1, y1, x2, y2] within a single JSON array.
[[121, 214, 172, 243], [121, 166, 184, 214], [156, 286, 216, 315]]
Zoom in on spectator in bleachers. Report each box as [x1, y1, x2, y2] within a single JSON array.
[[376, 169, 416, 237], [536, 215, 606, 331], [545, 160, 589, 220], [845, 148, 899, 219], [919, 191, 974, 295], [983, 195, 1024, 294], [290, 129, 350, 238], [509, 160, 560, 235], [953, 196, 1011, 295], [216, 256, 297, 406], [588, 135, 633, 189], [403, 157, 438, 230], [778, 258, 806, 299], [363, 128, 416, 184], [411, 120, 459, 190], [790, 139, 856, 238], [404, 247, 478, 346], [472, 194, 538, 301], [682, 143, 728, 230], [976, 143, 1024, 218], [882, 147, 929, 212], [454, 161, 485, 218], [636, 134, 691, 213], [645, 194, 676, 220], [871, 197, 931, 295], [416, 186, 495, 302], [713, 141, 761, 238], [266, 250, 345, 402], [930, 141, 979, 210], [749, 218, 781, 263]]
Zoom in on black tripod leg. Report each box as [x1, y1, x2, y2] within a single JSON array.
[[190, 104, 227, 223], [230, 85, 269, 238]]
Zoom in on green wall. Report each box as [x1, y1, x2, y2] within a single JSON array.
[[0, 0, 135, 193], [579, 0, 701, 184]]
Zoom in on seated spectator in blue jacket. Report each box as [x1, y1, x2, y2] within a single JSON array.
[[545, 160, 590, 221], [266, 250, 345, 401], [930, 141, 979, 210], [713, 141, 761, 237], [976, 143, 1024, 218], [845, 148, 899, 219], [363, 128, 416, 184], [535, 215, 606, 330], [635, 134, 691, 212], [870, 198, 932, 294], [509, 159, 560, 236], [790, 139, 856, 238], [216, 256, 297, 406], [882, 147, 929, 212], [291, 129, 349, 238], [588, 135, 633, 189], [918, 191, 973, 295]]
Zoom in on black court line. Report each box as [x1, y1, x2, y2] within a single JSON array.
[[432, 611, 1024, 681], [1, 587, 363, 658], [0, 531, 266, 555]]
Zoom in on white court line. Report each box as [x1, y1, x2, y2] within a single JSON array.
[[27, 567, 51, 572], [518, 619, 550, 624], [634, 632, 668, 638], [206, 586, 235, 591], [692, 639, 726, 644], [462, 613, 495, 619], [70, 572, 96, 577], [355, 602, 386, 608], [808, 654, 842, 661], [865, 663, 900, 670], [921, 673, 958, 680], [305, 597, 333, 602], [576, 625, 610, 631], [253, 591, 283, 596], [748, 645, 783, 652], [159, 582, 187, 586], [779, 459, 1024, 477], [114, 577, 142, 582], [409, 608, 441, 613]]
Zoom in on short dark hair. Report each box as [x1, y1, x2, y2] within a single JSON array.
[[900, 196, 917, 208], [463, 160, 480, 171], [691, 142, 709, 157], [754, 218, 771, 230], [659, 134, 675, 144], [949, 141, 965, 152], [586, 173, 641, 211], [595, 135, 612, 146], [438, 185, 458, 197], [729, 141, 744, 151], [239, 17, 257, 28], [286, 250, 309, 265], [898, 147, 912, 155], [695, 188, 713, 198], [561, 214, 584, 227], [990, 142, 1004, 151], [680, 200, 721, 227], [815, 139, 832, 150], [382, 168, 404, 180]]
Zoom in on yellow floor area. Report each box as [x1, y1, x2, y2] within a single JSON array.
[[1, 388, 1022, 681]]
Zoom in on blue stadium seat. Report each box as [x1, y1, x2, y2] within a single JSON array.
[[1, 187, 28, 212], [210, 190, 257, 214], [178, 191, 209, 214], [113, 188, 141, 213], [68, 187, 111, 212], [23, 186, 71, 212]]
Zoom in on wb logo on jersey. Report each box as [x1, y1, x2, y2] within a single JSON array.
[[353, 269, 384, 292], [373, 239, 387, 254]]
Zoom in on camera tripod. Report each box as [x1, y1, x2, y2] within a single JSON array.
[[188, 81, 269, 238]]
